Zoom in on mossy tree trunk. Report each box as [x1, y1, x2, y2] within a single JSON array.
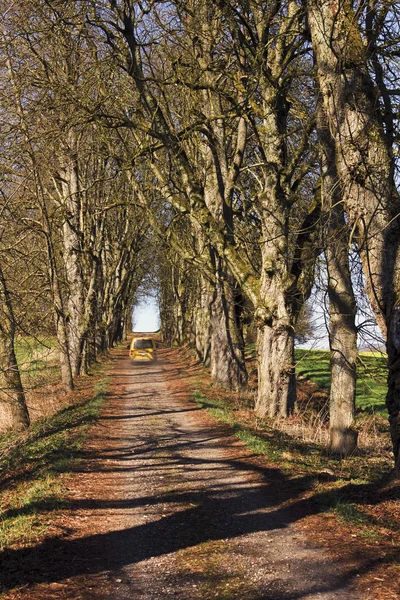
[[256, 321, 296, 418], [209, 258, 247, 390]]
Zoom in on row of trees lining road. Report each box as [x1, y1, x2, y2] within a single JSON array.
[[1, 0, 399, 474], [0, 1, 152, 429]]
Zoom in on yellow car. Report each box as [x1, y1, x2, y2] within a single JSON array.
[[129, 337, 157, 362]]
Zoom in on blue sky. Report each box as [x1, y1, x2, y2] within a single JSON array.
[[132, 296, 160, 332]]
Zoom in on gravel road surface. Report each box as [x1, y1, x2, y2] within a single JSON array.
[[10, 347, 362, 599]]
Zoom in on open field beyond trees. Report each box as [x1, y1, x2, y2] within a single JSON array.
[[295, 350, 388, 414]]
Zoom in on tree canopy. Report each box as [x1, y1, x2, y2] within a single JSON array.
[[1, 0, 400, 474]]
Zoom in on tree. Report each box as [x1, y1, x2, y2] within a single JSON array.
[[318, 105, 358, 456], [86, 0, 321, 413], [0, 258, 30, 431], [84, 0, 249, 389], [0, 0, 151, 391], [307, 0, 400, 472]]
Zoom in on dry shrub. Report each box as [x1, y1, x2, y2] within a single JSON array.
[[357, 413, 392, 453]]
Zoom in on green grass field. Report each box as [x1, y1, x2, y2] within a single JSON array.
[[245, 344, 388, 414], [15, 337, 61, 386], [295, 349, 387, 414], [0, 378, 107, 554]]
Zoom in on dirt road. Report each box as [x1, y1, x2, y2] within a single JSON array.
[[12, 347, 363, 599]]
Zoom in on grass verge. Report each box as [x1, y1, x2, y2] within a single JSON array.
[[246, 346, 388, 414], [192, 385, 398, 536], [191, 382, 399, 597], [295, 349, 388, 414], [0, 377, 107, 553]]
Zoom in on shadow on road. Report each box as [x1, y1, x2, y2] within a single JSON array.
[[0, 350, 393, 598]]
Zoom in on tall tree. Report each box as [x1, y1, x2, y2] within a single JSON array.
[[318, 106, 358, 456], [86, 1, 249, 389], [1, 0, 151, 387], [307, 0, 400, 472], [86, 0, 320, 412], [0, 260, 30, 431]]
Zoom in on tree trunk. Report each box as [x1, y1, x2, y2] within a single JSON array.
[[42, 211, 75, 390], [0, 265, 30, 431], [308, 0, 400, 471], [58, 136, 101, 377], [193, 274, 212, 366], [55, 312, 74, 390], [387, 310, 400, 476], [210, 262, 247, 390], [171, 266, 186, 345], [254, 198, 298, 417], [0, 336, 30, 431], [318, 105, 358, 456], [123, 305, 133, 341], [59, 146, 85, 376], [255, 321, 295, 418], [327, 228, 358, 456]]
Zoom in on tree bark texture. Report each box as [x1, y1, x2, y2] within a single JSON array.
[[171, 265, 187, 346], [59, 138, 103, 376], [202, 170, 247, 389], [43, 221, 75, 390], [59, 145, 86, 376], [255, 322, 296, 418], [326, 214, 358, 456], [210, 260, 248, 390], [55, 310, 75, 390], [318, 105, 358, 456], [193, 274, 212, 367], [0, 265, 30, 431], [253, 182, 298, 417], [308, 0, 400, 472]]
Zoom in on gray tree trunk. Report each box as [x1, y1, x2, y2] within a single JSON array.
[[255, 322, 295, 418], [326, 213, 358, 456], [55, 310, 74, 390], [253, 184, 298, 417], [193, 274, 212, 366], [168, 264, 187, 346], [319, 105, 358, 456], [199, 104, 248, 390], [210, 261, 248, 390], [43, 221, 74, 390], [59, 145, 85, 376], [58, 140, 101, 376], [308, 0, 400, 472], [0, 265, 30, 431]]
